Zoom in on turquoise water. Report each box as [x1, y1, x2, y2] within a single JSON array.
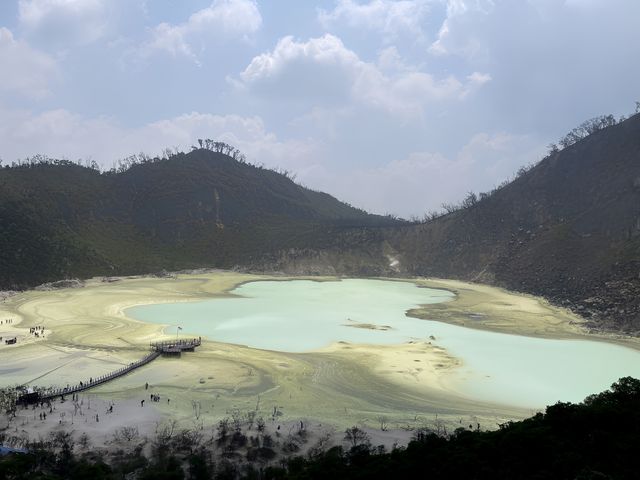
[[127, 279, 640, 408]]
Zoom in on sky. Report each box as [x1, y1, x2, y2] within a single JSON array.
[[0, 0, 638, 218]]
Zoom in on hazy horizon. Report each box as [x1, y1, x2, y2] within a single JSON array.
[[1, 0, 639, 216]]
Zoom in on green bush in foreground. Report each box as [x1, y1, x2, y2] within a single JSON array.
[[1, 377, 638, 479], [279, 376, 640, 480]]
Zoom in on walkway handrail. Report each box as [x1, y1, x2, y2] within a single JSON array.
[[38, 350, 160, 401], [22, 338, 201, 404], [150, 337, 201, 352]]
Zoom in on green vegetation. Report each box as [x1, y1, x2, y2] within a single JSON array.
[[1, 378, 638, 479], [274, 377, 640, 479], [0, 146, 400, 289], [2, 110, 640, 333]]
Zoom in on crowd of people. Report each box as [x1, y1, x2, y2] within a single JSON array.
[[1, 318, 16, 344], [28, 325, 45, 337], [142, 392, 170, 406], [0, 319, 46, 345]]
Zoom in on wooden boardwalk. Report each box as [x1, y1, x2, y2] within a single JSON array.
[[151, 337, 201, 355], [38, 350, 160, 401], [20, 338, 201, 404]]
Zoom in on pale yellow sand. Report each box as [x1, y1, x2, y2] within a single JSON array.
[[1, 271, 633, 448], [412, 278, 639, 348]]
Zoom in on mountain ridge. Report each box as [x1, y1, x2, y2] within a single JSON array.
[[0, 149, 400, 288], [247, 114, 640, 332], [1, 114, 639, 333], [384, 113, 640, 332]]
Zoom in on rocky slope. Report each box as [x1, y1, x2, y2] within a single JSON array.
[[384, 114, 640, 332]]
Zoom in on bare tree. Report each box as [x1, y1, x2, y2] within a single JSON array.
[[217, 417, 230, 444], [558, 114, 618, 149], [377, 415, 388, 431], [256, 416, 265, 433], [344, 426, 370, 448], [113, 426, 139, 443], [461, 191, 478, 208], [441, 202, 459, 214], [246, 410, 256, 429], [154, 419, 177, 446]]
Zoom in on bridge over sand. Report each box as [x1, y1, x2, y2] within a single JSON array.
[[18, 338, 201, 404]]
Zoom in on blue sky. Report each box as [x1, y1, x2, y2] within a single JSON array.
[[1, 0, 638, 217]]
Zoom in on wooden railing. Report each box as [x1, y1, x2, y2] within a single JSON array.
[[21, 338, 202, 404], [151, 337, 201, 352], [38, 350, 160, 401]]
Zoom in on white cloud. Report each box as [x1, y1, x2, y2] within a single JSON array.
[[304, 131, 545, 217], [0, 27, 58, 99], [376, 46, 411, 73], [0, 108, 318, 175], [429, 0, 494, 58], [0, 104, 544, 218], [237, 34, 359, 104], [318, 0, 431, 42], [144, 113, 318, 174], [237, 34, 489, 117], [146, 22, 195, 62], [425, 0, 640, 134], [460, 71, 491, 98], [143, 0, 262, 64], [18, 0, 109, 46]]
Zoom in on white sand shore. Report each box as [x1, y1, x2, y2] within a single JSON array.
[[1, 271, 629, 448], [3, 396, 162, 448]]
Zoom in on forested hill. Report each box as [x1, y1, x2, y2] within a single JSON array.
[[0, 149, 400, 289], [386, 113, 640, 332], [2, 114, 640, 333]]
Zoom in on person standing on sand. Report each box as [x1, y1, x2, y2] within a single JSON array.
[[141, 399, 145, 407]]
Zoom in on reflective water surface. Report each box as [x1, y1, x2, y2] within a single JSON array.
[[127, 279, 640, 408]]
